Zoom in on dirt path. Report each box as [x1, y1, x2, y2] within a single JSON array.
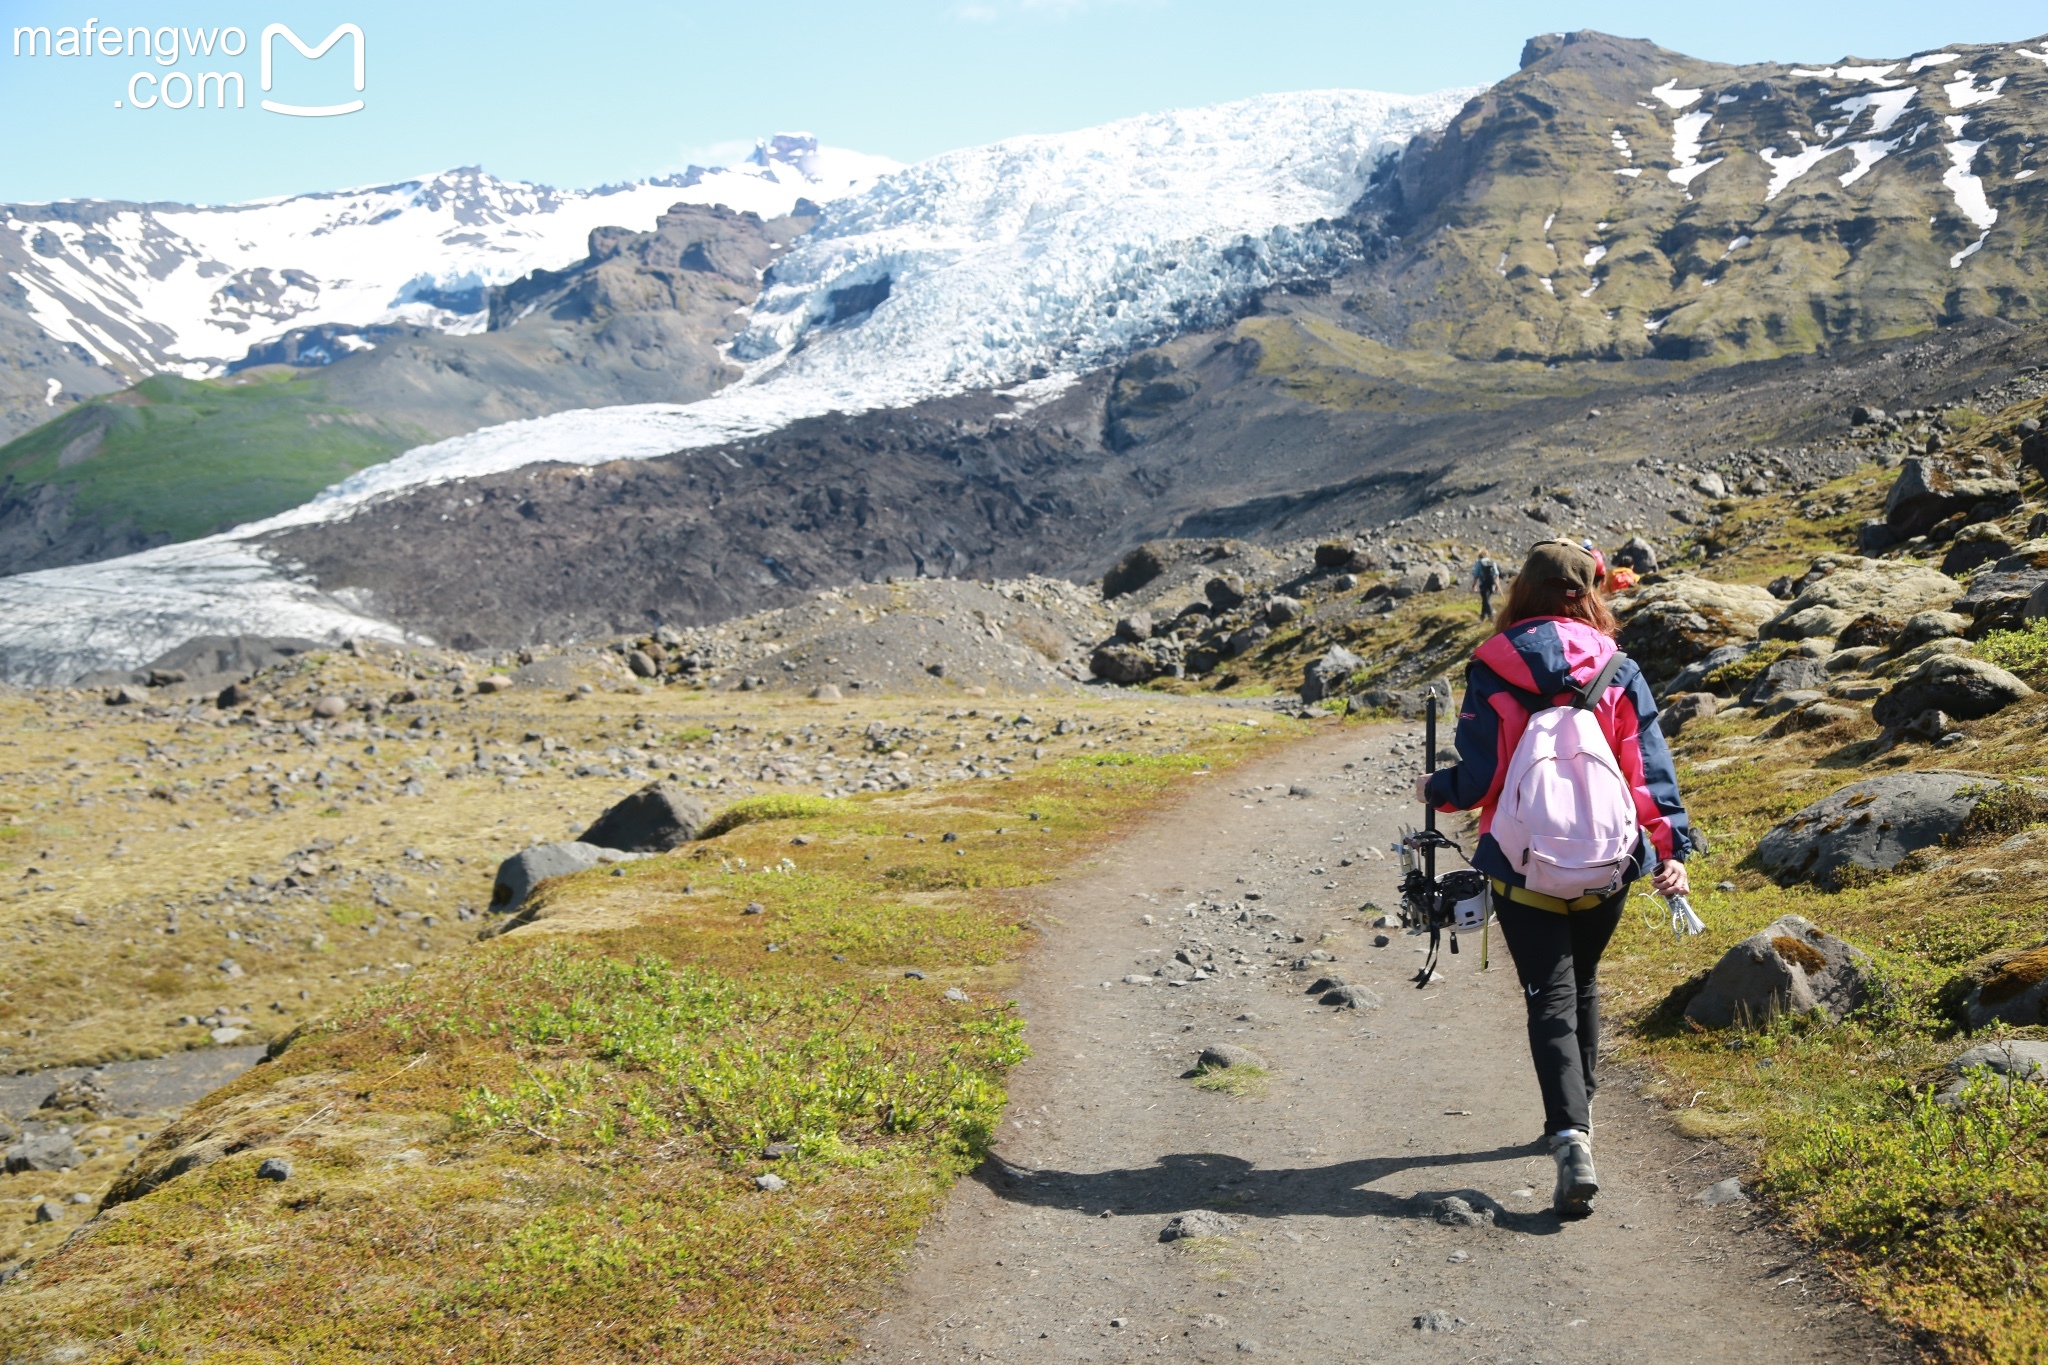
[[857, 722, 1909, 1363]]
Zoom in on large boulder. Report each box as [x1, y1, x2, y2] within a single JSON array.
[[1894, 611, 1971, 654], [1883, 456, 2021, 540], [1616, 535, 1659, 575], [1935, 1040, 2048, 1104], [1090, 643, 1157, 685], [1682, 915, 1871, 1028], [1959, 538, 2048, 630], [1667, 644, 1754, 696], [1941, 524, 2016, 578], [490, 842, 610, 914], [1739, 656, 1830, 708], [1946, 941, 2048, 1030], [1204, 575, 1248, 610], [1755, 770, 2012, 887], [579, 779, 706, 852], [1659, 691, 1718, 737], [1870, 656, 2033, 728], [1762, 556, 1962, 641], [4, 1134, 84, 1173], [1300, 646, 1363, 703], [1614, 576, 1780, 685]]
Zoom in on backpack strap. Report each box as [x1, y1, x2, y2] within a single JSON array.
[[1572, 650, 1629, 711]]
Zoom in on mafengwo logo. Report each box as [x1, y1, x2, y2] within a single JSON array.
[[10, 19, 365, 117]]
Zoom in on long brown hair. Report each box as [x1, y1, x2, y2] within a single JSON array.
[[1493, 569, 1621, 637]]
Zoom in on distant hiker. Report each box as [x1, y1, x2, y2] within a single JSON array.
[[1416, 539, 1694, 1218], [1470, 552, 1502, 618], [1578, 538, 1608, 586]]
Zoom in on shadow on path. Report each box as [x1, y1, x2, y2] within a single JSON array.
[[977, 1141, 1567, 1235]]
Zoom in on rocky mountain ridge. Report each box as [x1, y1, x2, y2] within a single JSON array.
[[0, 137, 898, 436], [1346, 29, 2048, 363]]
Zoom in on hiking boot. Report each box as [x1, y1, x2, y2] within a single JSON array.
[[1549, 1131, 1598, 1217]]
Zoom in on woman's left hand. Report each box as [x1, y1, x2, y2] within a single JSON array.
[[1414, 774, 1432, 805]]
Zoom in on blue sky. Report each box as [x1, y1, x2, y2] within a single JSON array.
[[3, 0, 2045, 204]]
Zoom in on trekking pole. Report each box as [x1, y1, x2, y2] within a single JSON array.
[[1423, 693, 1438, 891]]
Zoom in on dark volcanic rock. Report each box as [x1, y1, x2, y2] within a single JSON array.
[[1300, 645, 1363, 703], [1884, 457, 2021, 540], [580, 780, 705, 852], [1754, 771, 2008, 887], [1871, 656, 2033, 727], [1682, 915, 1870, 1028], [490, 842, 608, 914], [1740, 656, 1830, 708], [1947, 941, 2048, 1030]]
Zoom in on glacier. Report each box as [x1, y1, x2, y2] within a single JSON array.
[[3, 136, 901, 378], [0, 86, 1474, 685]]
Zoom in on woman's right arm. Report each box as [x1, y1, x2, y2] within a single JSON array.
[[1422, 668, 1505, 812]]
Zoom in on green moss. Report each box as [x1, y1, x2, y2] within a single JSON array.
[[699, 793, 849, 839]]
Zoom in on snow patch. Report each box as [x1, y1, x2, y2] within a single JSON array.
[[1583, 244, 1608, 268], [1943, 72, 2008, 109], [1838, 139, 1905, 188], [1760, 143, 1844, 201], [1835, 88, 1917, 137], [1615, 168, 1643, 178], [43, 378, 59, 406], [1909, 52, 1961, 73], [1943, 140, 1997, 230], [1790, 64, 1904, 85], [1651, 80, 1703, 108], [1668, 110, 1723, 186]]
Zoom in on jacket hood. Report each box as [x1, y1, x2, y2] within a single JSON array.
[[1471, 617, 1616, 699]]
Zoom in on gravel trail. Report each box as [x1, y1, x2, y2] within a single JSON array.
[[857, 722, 1909, 1363]]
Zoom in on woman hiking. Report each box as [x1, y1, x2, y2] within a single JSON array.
[[1416, 539, 1694, 1218]]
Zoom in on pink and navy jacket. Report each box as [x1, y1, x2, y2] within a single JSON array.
[[1421, 617, 1693, 890]]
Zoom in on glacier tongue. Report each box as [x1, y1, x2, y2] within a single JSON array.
[[0, 86, 1473, 684], [271, 88, 1475, 517]]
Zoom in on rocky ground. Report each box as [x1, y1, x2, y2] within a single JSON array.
[[0, 618, 1258, 1274]]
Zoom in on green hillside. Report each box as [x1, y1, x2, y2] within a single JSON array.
[[0, 371, 421, 547]]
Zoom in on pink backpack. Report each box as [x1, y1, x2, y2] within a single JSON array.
[[1488, 651, 1639, 900]]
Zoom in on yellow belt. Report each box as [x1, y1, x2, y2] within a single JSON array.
[[1491, 878, 1608, 915]]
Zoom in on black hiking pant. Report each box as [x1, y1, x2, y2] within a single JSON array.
[[1478, 588, 1494, 618], [1493, 890, 1626, 1135]]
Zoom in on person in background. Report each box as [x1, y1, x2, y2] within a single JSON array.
[[1417, 539, 1694, 1218], [1471, 550, 1502, 619]]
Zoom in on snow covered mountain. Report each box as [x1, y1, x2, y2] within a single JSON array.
[[0, 86, 1473, 683], [13, 25, 2048, 686], [0, 136, 899, 387]]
